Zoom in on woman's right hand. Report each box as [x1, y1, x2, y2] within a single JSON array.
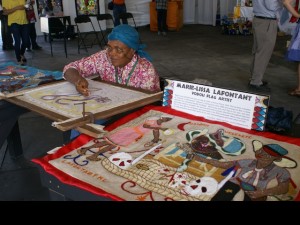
[[75, 78, 90, 96], [64, 68, 90, 96]]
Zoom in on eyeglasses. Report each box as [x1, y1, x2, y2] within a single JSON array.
[[104, 45, 127, 55]]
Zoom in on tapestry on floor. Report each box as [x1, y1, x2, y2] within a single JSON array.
[[0, 61, 63, 98]]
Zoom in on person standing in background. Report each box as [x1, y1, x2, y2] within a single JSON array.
[[0, 0, 14, 50], [112, 0, 127, 26], [285, 0, 300, 97], [155, 0, 168, 36], [2, 0, 30, 65], [248, 0, 282, 92], [51, 0, 63, 17], [41, 0, 53, 17], [26, 0, 42, 51]]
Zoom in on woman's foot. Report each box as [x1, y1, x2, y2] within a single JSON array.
[[288, 89, 300, 97], [32, 45, 42, 50], [144, 139, 162, 147], [18, 60, 25, 66], [20, 55, 27, 63]]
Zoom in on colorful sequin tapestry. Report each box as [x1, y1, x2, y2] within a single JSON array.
[[33, 105, 300, 201], [0, 61, 63, 98]]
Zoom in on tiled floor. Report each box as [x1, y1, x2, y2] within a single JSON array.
[[0, 24, 299, 201]]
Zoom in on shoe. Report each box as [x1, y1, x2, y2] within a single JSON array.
[[26, 48, 32, 52], [248, 83, 271, 92], [162, 32, 167, 36], [32, 45, 42, 50], [288, 89, 300, 97], [19, 55, 27, 65], [20, 55, 27, 63], [2, 45, 14, 51], [158, 31, 161, 36], [248, 80, 268, 86], [18, 60, 25, 66]]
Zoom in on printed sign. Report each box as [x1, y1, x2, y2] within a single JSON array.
[[162, 79, 270, 131]]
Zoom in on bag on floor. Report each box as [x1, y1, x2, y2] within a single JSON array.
[[108, 1, 114, 10], [266, 106, 293, 134], [290, 113, 300, 137]]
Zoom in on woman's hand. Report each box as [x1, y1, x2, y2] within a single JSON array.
[[75, 78, 89, 96], [64, 68, 89, 96], [16, 5, 26, 10]]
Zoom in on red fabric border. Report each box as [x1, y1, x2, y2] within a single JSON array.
[[32, 133, 124, 201], [32, 105, 300, 201]]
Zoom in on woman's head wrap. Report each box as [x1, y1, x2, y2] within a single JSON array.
[[108, 24, 152, 62]]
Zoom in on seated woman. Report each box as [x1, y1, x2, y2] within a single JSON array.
[[63, 24, 161, 139]]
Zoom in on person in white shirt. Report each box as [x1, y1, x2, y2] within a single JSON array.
[[249, 0, 300, 92]]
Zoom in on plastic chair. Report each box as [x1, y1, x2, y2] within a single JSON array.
[[47, 17, 69, 57], [74, 15, 101, 53], [96, 13, 114, 47], [119, 12, 141, 43], [119, 12, 137, 28]]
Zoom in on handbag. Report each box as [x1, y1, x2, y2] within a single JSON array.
[[266, 106, 293, 134], [26, 6, 36, 23], [108, 1, 114, 10]]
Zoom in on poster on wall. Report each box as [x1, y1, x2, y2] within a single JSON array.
[[36, 0, 64, 17], [75, 0, 99, 16]]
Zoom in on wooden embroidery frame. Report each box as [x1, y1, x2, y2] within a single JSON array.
[[7, 79, 163, 137]]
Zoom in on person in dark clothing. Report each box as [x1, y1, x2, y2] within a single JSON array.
[[112, 0, 127, 26], [155, 0, 168, 36], [26, 0, 42, 51], [2, 0, 30, 65], [0, 0, 14, 50]]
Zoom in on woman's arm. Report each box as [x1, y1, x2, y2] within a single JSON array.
[[3, 5, 25, 15], [283, 0, 300, 18], [64, 68, 90, 96]]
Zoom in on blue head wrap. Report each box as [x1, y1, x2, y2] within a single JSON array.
[[108, 24, 152, 62]]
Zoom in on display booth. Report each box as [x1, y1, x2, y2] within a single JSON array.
[[2, 61, 300, 201], [28, 79, 300, 201], [150, 0, 183, 32]]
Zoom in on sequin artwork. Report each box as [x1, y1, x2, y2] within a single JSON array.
[[0, 62, 63, 98], [17, 79, 149, 118]]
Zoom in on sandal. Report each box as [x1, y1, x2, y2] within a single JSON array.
[[288, 89, 300, 97], [144, 141, 156, 148], [144, 139, 161, 148]]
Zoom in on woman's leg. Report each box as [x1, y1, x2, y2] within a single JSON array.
[[20, 24, 30, 57], [10, 23, 22, 62], [288, 63, 300, 96], [162, 9, 167, 33], [157, 9, 162, 32], [297, 63, 300, 90]]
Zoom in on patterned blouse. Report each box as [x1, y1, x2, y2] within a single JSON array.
[[63, 50, 161, 92]]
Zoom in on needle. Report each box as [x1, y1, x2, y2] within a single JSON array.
[[131, 143, 162, 165]]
